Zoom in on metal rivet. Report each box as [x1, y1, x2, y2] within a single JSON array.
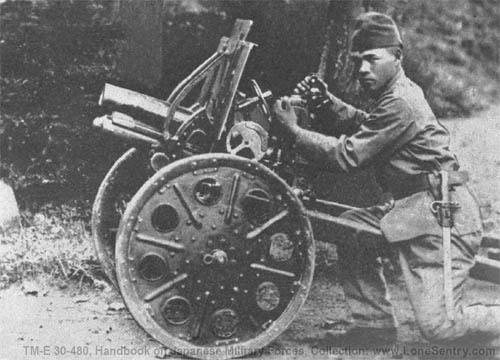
[[199, 212, 204, 218], [219, 208, 225, 214], [186, 220, 192, 225], [191, 236, 196, 242], [211, 224, 217, 230], [233, 286, 239, 292], [205, 291, 210, 296], [220, 285, 225, 290]]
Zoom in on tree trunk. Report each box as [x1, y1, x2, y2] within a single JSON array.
[[318, 0, 363, 97], [115, 0, 164, 88]]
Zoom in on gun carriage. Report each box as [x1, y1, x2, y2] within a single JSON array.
[[91, 19, 383, 359]]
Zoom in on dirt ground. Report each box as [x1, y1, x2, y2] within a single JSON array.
[[1, 106, 499, 360]]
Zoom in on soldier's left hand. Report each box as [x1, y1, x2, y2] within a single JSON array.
[[272, 97, 299, 136]]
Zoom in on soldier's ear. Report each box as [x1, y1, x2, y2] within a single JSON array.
[[394, 47, 402, 61]]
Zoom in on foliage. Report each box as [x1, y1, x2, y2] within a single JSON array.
[[0, 0, 126, 196], [390, 0, 500, 117], [0, 205, 99, 288]]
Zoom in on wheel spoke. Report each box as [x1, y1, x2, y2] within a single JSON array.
[[225, 173, 241, 224], [136, 233, 185, 252], [173, 184, 202, 228], [144, 273, 188, 302], [250, 263, 295, 278], [246, 209, 289, 240]]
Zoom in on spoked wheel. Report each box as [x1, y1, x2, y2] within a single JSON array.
[[92, 148, 152, 286], [115, 154, 315, 359]]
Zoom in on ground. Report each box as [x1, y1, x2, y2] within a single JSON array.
[[1, 106, 499, 360]]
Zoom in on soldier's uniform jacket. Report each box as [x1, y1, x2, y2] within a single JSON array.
[[294, 69, 483, 243]]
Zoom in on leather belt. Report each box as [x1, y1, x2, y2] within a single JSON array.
[[391, 171, 469, 200]]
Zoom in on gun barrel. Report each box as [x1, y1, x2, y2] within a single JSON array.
[[93, 114, 161, 147], [99, 83, 170, 117]]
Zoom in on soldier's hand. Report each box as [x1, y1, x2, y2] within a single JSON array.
[[293, 74, 331, 111], [272, 97, 299, 137]]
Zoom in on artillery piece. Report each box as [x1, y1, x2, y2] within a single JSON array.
[[91, 19, 382, 359]]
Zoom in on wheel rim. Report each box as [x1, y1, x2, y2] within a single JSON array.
[[116, 154, 314, 359]]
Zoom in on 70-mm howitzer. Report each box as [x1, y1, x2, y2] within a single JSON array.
[[91, 19, 382, 360]]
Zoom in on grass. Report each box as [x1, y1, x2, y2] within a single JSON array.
[[0, 205, 101, 289]]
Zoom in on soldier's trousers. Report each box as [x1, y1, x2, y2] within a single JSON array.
[[337, 205, 500, 342]]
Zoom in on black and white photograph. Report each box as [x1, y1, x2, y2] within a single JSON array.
[[1, 0, 499, 359]]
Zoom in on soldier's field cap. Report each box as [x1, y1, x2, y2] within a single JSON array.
[[351, 12, 402, 52]]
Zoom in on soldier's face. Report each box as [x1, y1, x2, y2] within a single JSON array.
[[351, 48, 401, 93]]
